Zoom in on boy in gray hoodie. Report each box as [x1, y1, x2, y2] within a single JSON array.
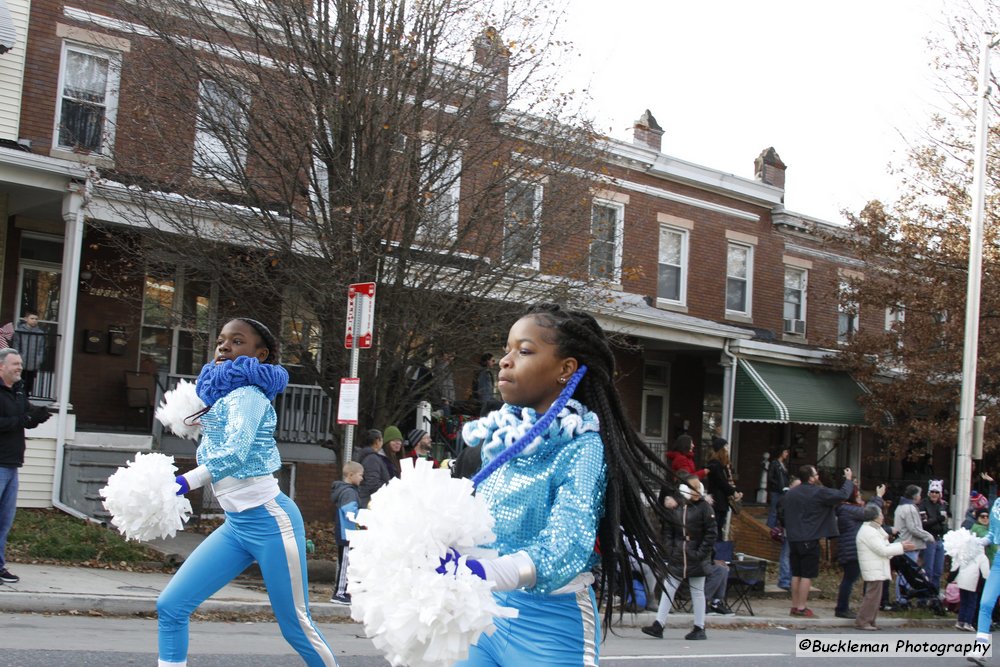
[[330, 461, 363, 604]]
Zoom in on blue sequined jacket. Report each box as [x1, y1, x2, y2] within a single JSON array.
[[196, 385, 282, 480], [465, 400, 607, 594]]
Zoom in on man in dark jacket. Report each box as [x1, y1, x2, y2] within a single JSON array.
[[0, 348, 50, 584], [781, 464, 854, 618], [353, 429, 391, 509]]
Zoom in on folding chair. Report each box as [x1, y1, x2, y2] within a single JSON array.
[[727, 558, 767, 616], [714, 540, 734, 563]]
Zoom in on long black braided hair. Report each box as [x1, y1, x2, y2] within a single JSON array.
[[524, 303, 683, 632]]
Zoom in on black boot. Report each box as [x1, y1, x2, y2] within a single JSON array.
[[641, 620, 663, 638], [685, 626, 706, 640]]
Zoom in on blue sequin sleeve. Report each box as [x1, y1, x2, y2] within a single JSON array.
[[479, 429, 607, 594], [525, 431, 606, 593], [988, 497, 1000, 545], [196, 385, 281, 480]]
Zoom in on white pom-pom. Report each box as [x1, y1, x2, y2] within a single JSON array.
[[99, 452, 192, 541], [155, 380, 206, 441], [943, 527, 983, 570], [348, 458, 517, 667]]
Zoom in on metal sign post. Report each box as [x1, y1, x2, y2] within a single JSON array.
[[340, 282, 375, 463]]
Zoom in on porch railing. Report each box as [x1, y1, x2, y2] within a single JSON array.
[[158, 374, 336, 446]]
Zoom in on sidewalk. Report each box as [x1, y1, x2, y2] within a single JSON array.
[[0, 531, 959, 629]]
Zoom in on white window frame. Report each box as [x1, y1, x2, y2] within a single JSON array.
[[725, 242, 753, 316], [783, 266, 807, 335], [590, 199, 624, 282], [53, 41, 121, 156], [503, 180, 543, 268], [657, 225, 688, 305], [417, 142, 462, 245], [193, 78, 250, 180]]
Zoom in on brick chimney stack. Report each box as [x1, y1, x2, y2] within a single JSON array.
[[474, 26, 509, 104], [754, 147, 786, 192], [632, 109, 663, 152]]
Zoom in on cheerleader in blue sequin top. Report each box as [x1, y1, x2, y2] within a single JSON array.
[[445, 304, 677, 667], [156, 318, 336, 667]]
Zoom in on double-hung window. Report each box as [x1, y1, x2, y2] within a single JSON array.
[[417, 143, 462, 245], [193, 78, 250, 180], [590, 200, 623, 281], [725, 242, 753, 315], [783, 267, 807, 335], [55, 42, 121, 155], [503, 181, 542, 267], [657, 226, 687, 304], [838, 280, 859, 343]]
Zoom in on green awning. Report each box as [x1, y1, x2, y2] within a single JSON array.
[[733, 360, 868, 426]]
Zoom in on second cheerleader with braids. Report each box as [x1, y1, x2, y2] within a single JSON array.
[[156, 318, 336, 667], [442, 303, 678, 666]]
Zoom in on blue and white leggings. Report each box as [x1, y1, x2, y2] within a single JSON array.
[[156, 493, 337, 666], [453, 587, 600, 666], [977, 550, 1000, 642]]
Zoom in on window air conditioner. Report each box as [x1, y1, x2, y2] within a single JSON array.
[[784, 319, 805, 335]]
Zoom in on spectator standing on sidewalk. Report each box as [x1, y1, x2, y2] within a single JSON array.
[[919, 479, 949, 591], [835, 482, 886, 619], [780, 465, 854, 618], [856, 503, 916, 630], [0, 347, 50, 585], [893, 484, 935, 605], [11, 310, 45, 397], [329, 461, 362, 605], [767, 446, 790, 527], [355, 428, 392, 509]]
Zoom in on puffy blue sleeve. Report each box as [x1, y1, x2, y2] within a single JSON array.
[[524, 431, 607, 593], [203, 387, 269, 480], [988, 498, 1000, 545]]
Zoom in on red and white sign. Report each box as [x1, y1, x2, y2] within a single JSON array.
[[337, 378, 360, 424], [345, 282, 376, 349]]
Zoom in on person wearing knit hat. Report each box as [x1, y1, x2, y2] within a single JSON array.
[[919, 479, 950, 593], [406, 428, 439, 468], [383, 426, 404, 478], [711, 435, 728, 452]]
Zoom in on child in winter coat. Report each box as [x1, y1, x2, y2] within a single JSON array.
[[954, 540, 990, 632], [330, 460, 363, 605]]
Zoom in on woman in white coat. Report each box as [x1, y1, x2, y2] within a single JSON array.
[[856, 504, 917, 630]]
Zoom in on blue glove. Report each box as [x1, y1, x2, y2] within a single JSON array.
[[175, 475, 190, 496], [435, 547, 486, 580]]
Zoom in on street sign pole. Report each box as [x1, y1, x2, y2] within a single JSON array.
[[340, 282, 376, 463]]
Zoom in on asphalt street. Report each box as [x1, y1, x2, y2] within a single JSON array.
[[0, 613, 991, 666]]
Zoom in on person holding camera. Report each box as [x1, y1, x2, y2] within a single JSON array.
[[779, 465, 854, 618], [0, 347, 51, 584]]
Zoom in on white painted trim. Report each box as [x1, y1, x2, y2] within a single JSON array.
[[782, 254, 813, 270]]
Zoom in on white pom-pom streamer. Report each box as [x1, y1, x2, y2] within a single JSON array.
[[99, 452, 192, 541], [348, 458, 517, 667], [943, 528, 983, 570], [155, 380, 206, 441]]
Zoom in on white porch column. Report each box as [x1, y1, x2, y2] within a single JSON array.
[[50, 183, 89, 518]]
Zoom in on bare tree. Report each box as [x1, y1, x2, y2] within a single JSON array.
[[84, 0, 613, 441], [834, 2, 1000, 461]]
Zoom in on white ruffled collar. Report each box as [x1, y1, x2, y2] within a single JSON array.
[[463, 399, 600, 464]]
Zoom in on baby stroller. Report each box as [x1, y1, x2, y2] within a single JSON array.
[[890, 554, 945, 615]]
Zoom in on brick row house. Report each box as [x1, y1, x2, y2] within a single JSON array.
[[0, 0, 885, 526]]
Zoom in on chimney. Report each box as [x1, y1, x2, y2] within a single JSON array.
[[474, 26, 509, 103], [754, 147, 786, 191], [632, 109, 663, 152]]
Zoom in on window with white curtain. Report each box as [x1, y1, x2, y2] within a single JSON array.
[[725, 243, 752, 315], [193, 79, 250, 180], [783, 267, 807, 334], [657, 226, 687, 304], [417, 143, 462, 245], [55, 42, 121, 155]]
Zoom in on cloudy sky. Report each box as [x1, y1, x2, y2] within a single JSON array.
[[558, 0, 953, 223]]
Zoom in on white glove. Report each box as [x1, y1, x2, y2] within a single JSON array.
[[977, 536, 992, 547]]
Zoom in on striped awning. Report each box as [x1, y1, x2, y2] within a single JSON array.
[[733, 359, 868, 426]]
